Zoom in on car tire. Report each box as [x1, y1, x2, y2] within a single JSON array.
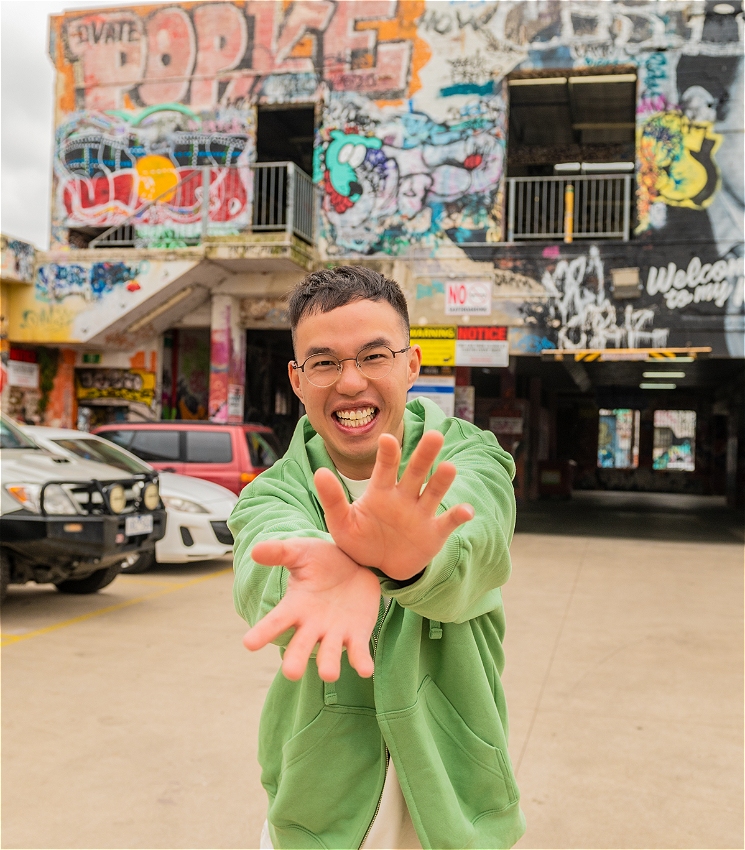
[[120, 550, 156, 574], [55, 564, 121, 594], [0, 549, 10, 604]]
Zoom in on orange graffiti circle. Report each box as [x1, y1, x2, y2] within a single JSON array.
[[135, 155, 179, 203]]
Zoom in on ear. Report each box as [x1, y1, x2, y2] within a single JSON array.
[[288, 360, 304, 402], [406, 345, 422, 391]]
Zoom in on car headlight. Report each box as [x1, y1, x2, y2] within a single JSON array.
[[6, 483, 42, 513], [44, 484, 81, 515], [107, 484, 126, 514], [161, 495, 208, 514], [142, 482, 160, 510]]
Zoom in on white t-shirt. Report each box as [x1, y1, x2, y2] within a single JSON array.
[[260, 473, 421, 850]]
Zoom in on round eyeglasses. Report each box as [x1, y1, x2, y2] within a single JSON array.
[[292, 344, 411, 388]]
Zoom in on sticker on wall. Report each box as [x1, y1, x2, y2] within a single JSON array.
[[455, 326, 508, 367], [445, 280, 492, 316], [410, 326, 456, 366]]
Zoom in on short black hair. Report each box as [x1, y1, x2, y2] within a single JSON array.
[[288, 266, 410, 345]]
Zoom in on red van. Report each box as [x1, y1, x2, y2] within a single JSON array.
[[93, 422, 281, 496]]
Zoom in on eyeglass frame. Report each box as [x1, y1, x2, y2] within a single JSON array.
[[291, 344, 412, 386]]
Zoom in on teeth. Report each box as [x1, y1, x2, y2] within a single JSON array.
[[335, 407, 376, 428]]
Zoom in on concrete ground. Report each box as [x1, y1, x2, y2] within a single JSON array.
[[1, 491, 742, 849]]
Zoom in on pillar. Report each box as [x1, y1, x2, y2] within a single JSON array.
[[208, 295, 246, 424]]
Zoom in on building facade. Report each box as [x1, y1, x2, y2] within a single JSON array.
[[2, 0, 743, 503]]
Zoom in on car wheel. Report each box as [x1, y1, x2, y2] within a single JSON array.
[[55, 564, 121, 594], [120, 550, 156, 574], [0, 549, 10, 604]]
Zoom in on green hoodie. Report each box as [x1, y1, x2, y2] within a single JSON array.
[[230, 398, 526, 849]]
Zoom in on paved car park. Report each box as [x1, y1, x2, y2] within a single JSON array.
[[2, 494, 743, 849]]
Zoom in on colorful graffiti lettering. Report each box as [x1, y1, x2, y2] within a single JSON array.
[[36, 261, 147, 304]]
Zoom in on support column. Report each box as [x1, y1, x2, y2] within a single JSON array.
[[208, 295, 246, 423]]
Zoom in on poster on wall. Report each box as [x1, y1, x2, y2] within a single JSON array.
[[410, 327, 456, 367], [8, 361, 39, 389], [75, 369, 156, 407], [653, 410, 696, 471], [227, 384, 245, 422], [408, 375, 455, 417], [455, 326, 509, 367]]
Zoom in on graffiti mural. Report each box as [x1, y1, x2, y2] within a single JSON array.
[[9, 258, 195, 344], [1, 236, 36, 283]]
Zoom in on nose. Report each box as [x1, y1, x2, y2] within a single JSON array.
[[335, 358, 368, 395]]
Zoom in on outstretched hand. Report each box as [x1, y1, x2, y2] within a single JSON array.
[[242, 537, 380, 682], [314, 430, 474, 582]]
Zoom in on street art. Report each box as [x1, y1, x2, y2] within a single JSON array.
[[36, 261, 147, 303], [11, 258, 195, 344], [523, 246, 670, 350], [319, 94, 505, 253], [49, 1, 744, 261], [646, 255, 738, 311], [1, 237, 36, 283], [55, 106, 253, 241]]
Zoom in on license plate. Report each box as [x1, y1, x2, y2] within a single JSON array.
[[125, 514, 153, 536]]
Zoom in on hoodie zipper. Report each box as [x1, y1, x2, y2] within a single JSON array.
[[360, 596, 392, 849]]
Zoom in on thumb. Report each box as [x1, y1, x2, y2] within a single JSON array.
[[314, 467, 351, 524], [251, 539, 305, 569]]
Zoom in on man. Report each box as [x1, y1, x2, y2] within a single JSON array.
[[229, 266, 525, 849]]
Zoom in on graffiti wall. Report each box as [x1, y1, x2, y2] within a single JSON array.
[[8, 257, 195, 343], [50, 1, 743, 257], [1, 236, 36, 284]]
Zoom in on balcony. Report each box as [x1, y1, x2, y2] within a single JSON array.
[[88, 162, 317, 250], [506, 174, 633, 242]]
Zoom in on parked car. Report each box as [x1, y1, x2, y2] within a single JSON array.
[[25, 426, 239, 574], [92, 421, 281, 495], [0, 413, 165, 602]]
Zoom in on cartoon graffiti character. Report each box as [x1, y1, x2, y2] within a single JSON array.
[[323, 131, 383, 213]]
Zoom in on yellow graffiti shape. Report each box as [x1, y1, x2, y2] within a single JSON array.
[[638, 111, 722, 216], [135, 155, 180, 203]]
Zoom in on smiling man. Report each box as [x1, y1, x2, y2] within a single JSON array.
[[229, 266, 525, 850]]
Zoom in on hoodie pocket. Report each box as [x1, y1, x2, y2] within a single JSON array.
[[420, 676, 518, 812], [269, 707, 386, 850]]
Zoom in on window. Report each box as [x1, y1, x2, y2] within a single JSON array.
[[185, 431, 232, 464], [129, 431, 181, 463], [597, 409, 640, 469], [653, 410, 696, 471], [246, 432, 280, 468]]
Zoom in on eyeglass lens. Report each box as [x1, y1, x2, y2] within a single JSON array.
[[303, 345, 397, 387]]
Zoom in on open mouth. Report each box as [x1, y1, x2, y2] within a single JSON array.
[[333, 406, 379, 429]]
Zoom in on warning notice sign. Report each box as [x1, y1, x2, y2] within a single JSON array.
[[455, 326, 509, 367]]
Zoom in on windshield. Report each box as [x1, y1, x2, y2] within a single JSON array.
[[53, 438, 151, 474], [0, 414, 40, 450]]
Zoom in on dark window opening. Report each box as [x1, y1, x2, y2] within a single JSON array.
[[185, 431, 233, 464], [507, 68, 637, 177], [256, 106, 315, 175]]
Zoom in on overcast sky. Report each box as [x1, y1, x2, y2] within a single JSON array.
[[0, 0, 170, 250]]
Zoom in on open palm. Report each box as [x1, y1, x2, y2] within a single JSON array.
[[243, 537, 380, 682], [315, 431, 474, 583]]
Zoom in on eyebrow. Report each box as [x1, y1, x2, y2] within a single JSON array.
[[303, 337, 393, 358]]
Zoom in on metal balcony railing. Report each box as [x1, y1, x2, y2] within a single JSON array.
[[88, 162, 318, 249], [506, 174, 632, 242]]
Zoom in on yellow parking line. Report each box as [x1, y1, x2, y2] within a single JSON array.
[[0, 568, 233, 648]]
